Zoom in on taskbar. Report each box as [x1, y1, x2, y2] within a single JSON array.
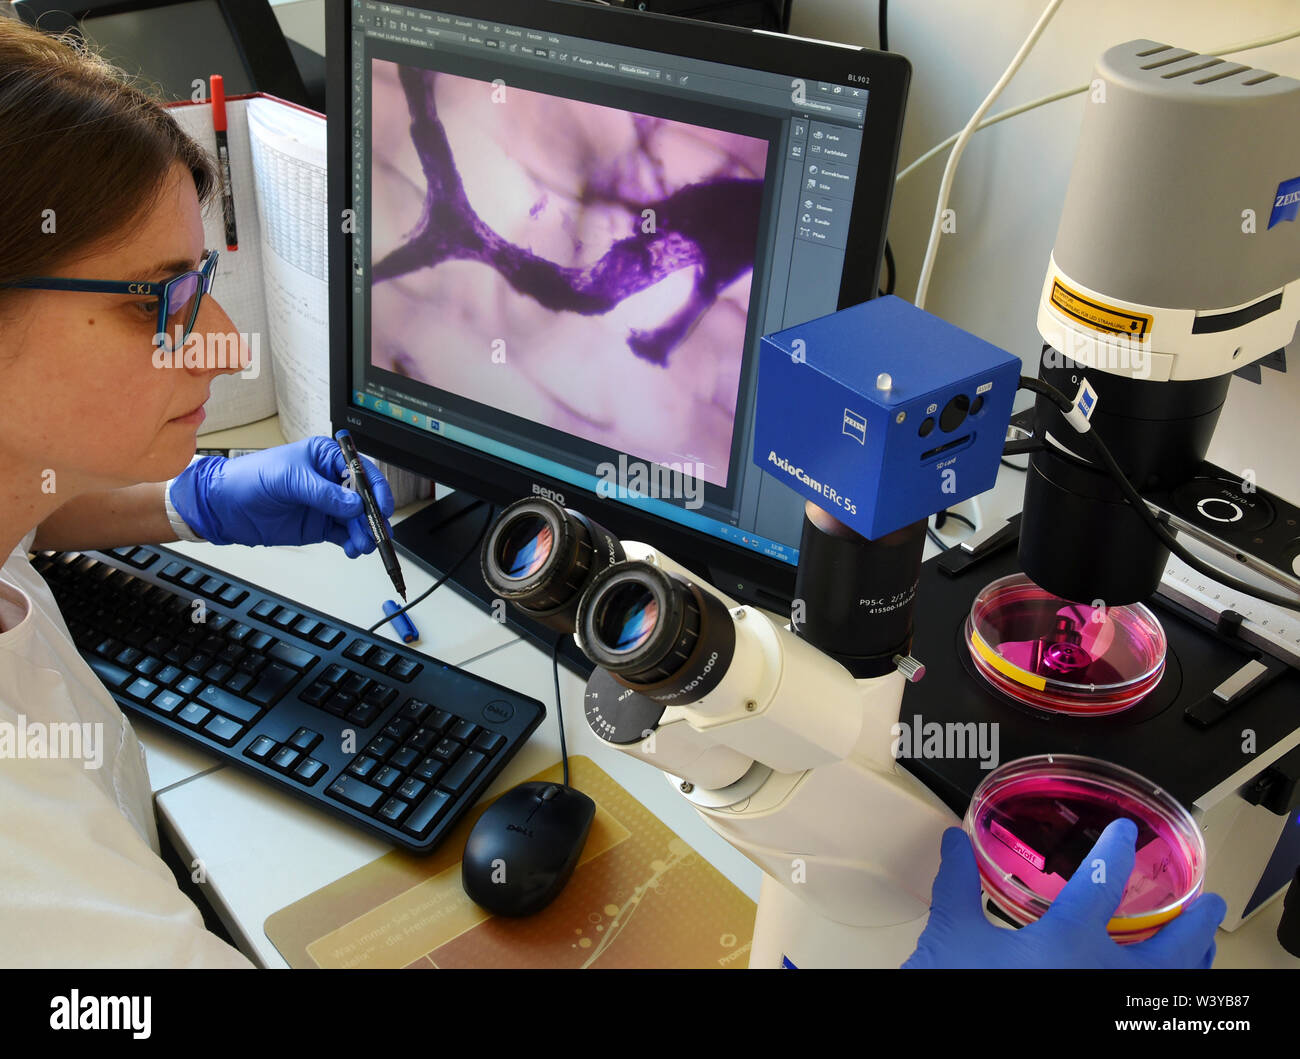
[[353, 389, 799, 566]]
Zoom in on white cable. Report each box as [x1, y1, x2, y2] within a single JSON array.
[[913, 0, 1065, 309], [897, 86, 1082, 184], [896, 25, 1300, 186]]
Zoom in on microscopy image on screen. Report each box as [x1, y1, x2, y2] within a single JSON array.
[[369, 59, 769, 489]]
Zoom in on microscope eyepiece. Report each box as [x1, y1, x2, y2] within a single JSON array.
[[593, 579, 660, 654], [481, 497, 624, 633], [495, 512, 554, 580], [577, 561, 735, 704]]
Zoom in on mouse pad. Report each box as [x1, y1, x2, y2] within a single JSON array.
[[263, 755, 756, 967]]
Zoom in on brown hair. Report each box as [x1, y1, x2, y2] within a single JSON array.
[[0, 18, 219, 302]]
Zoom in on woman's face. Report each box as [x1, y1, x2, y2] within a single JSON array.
[[0, 162, 244, 495]]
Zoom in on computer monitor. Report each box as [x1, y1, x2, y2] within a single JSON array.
[[14, 0, 309, 106], [328, 0, 909, 665]]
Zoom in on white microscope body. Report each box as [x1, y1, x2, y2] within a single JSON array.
[[575, 541, 960, 969]]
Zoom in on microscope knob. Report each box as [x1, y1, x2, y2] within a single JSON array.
[[584, 665, 666, 745], [892, 654, 926, 683]]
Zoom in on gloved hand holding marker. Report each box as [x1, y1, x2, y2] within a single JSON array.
[[170, 435, 398, 559], [334, 429, 407, 602]]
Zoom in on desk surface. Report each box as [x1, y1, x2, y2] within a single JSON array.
[[132, 430, 1298, 968]]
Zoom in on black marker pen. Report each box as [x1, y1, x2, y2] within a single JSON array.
[[335, 430, 406, 601]]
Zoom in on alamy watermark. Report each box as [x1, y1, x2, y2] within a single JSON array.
[[891, 714, 999, 771], [595, 454, 705, 509], [151, 327, 260, 379], [1045, 323, 1150, 380], [0, 717, 104, 769], [50, 990, 150, 1038]]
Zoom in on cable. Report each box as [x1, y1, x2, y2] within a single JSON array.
[[552, 634, 571, 788], [878, 0, 888, 52], [913, 0, 1064, 309], [366, 507, 492, 634], [880, 240, 896, 296], [896, 25, 1300, 185], [936, 509, 977, 533], [929, 508, 976, 550], [897, 84, 1083, 184], [1019, 376, 1300, 613], [1001, 456, 1028, 472]]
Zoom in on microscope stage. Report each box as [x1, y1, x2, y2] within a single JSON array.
[[900, 540, 1300, 815]]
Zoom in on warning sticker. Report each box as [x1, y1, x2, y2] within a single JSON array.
[[1050, 279, 1152, 339]]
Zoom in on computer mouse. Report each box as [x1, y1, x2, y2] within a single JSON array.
[[462, 781, 596, 916]]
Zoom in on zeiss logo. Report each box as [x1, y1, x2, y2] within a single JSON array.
[[1079, 389, 1096, 415], [532, 483, 566, 505], [1269, 175, 1300, 229], [842, 408, 867, 445]]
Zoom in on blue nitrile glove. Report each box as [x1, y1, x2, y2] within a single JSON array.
[[902, 821, 1227, 969], [169, 437, 395, 556]]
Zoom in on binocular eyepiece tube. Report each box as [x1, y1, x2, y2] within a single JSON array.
[[482, 497, 869, 780], [480, 496, 626, 634], [481, 497, 733, 707]]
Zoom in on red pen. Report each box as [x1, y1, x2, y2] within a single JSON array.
[[210, 74, 238, 252]]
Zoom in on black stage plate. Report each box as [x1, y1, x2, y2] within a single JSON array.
[[899, 543, 1300, 816]]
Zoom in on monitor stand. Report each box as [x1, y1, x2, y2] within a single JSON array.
[[390, 492, 595, 679]]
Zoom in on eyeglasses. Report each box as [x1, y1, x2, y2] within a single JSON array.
[[0, 249, 220, 352]]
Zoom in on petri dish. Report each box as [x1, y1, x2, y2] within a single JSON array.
[[965, 573, 1166, 715], [964, 754, 1206, 943]]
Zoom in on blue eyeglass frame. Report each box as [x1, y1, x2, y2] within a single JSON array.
[[0, 249, 220, 351]]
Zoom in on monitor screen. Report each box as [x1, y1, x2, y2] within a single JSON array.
[[332, 0, 908, 605], [82, 1, 255, 99]]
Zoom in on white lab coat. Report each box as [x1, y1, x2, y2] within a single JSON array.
[[0, 529, 252, 967]]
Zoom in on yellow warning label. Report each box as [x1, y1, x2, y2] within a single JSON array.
[[1050, 279, 1152, 339]]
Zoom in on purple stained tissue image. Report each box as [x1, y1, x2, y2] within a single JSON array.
[[369, 60, 769, 490]]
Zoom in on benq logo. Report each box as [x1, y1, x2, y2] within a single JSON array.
[[1268, 175, 1300, 229], [532, 483, 566, 505]]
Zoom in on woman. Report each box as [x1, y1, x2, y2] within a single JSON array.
[[0, 19, 1226, 970], [0, 19, 394, 966]]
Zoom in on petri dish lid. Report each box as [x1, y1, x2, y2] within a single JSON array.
[[966, 573, 1166, 715], [964, 754, 1206, 942]]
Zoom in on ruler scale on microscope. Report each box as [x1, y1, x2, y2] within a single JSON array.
[[1158, 554, 1300, 670]]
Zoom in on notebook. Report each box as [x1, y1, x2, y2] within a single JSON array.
[[164, 92, 429, 505]]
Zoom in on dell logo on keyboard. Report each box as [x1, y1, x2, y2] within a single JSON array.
[[483, 700, 514, 723]]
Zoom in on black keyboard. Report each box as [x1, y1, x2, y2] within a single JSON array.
[[32, 545, 545, 854]]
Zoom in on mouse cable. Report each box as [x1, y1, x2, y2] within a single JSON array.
[[551, 634, 571, 788], [1018, 375, 1300, 614], [366, 504, 492, 635]]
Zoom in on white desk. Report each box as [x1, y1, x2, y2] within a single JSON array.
[[132, 433, 1298, 968], [157, 635, 766, 968]]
